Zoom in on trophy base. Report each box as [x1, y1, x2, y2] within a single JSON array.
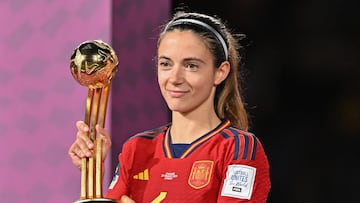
[[73, 198, 117, 203]]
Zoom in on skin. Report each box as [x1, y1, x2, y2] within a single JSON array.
[[68, 29, 230, 202]]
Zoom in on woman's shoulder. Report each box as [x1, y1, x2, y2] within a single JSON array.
[[221, 125, 257, 139], [127, 123, 171, 142], [220, 125, 271, 161]]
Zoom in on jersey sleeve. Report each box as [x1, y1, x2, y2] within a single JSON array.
[[217, 132, 271, 203], [105, 141, 133, 200]]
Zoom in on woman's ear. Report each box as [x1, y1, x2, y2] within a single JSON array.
[[214, 61, 230, 85]]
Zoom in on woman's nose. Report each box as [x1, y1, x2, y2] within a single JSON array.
[[168, 66, 184, 84]]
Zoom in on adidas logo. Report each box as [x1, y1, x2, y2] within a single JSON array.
[[133, 168, 149, 180]]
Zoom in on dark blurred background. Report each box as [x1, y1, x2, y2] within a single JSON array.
[[172, 1, 360, 202]]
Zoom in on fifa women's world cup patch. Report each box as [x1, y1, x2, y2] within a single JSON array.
[[188, 160, 214, 189], [221, 164, 256, 199]]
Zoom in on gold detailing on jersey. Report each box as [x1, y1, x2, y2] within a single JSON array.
[[188, 160, 214, 189], [133, 168, 149, 180], [151, 192, 167, 203]]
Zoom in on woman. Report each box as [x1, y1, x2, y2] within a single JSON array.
[[69, 11, 270, 203]]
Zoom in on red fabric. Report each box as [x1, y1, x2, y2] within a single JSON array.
[[106, 120, 270, 202]]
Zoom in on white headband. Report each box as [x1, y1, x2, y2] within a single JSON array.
[[165, 18, 229, 60]]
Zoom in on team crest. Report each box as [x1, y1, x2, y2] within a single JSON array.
[[188, 160, 214, 189]]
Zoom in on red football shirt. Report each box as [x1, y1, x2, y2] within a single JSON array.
[[106, 119, 270, 202]]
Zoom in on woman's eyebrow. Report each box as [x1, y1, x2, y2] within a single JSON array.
[[158, 56, 171, 60], [183, 57, 206, 64], [158, 56, 206, 64]]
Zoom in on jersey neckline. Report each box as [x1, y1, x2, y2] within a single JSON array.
[[163, 119, 231, 159]]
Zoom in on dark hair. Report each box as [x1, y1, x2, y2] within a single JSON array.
[[158, 11, 249, 130]]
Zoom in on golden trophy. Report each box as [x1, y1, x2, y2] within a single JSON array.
[[70, 40, 118, 203]]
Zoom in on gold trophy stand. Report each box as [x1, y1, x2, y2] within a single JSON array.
[[70, 40, 118, 203]]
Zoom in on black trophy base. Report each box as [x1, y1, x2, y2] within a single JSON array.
[[73, 198, 117, 203]]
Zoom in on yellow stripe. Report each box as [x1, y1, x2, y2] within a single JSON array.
[[151, 192, 167, 203], [144, 168, 149, 180], [164, 129, 172, 158]]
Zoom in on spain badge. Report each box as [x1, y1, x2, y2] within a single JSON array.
[[188, 160, 214, 189]]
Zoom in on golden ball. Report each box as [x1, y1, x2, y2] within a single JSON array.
[[70, 40, 118, 88]]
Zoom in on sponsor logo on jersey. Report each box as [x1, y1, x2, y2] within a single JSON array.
[[133, 168, 149, 180], [161, 172, 178, 180], [221, 164, 256, 199], [188, 160, 214, 189]]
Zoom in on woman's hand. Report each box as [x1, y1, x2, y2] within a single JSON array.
[[68, 121, 112, 169], [119, 195, 135, 203]]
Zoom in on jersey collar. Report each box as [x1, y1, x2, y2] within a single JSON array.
[[163, 119, 231, 159]]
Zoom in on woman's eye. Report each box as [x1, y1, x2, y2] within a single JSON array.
[[185, 63, 199, 71], [159, 61, 168, 66], [158, 61, 171, 69]]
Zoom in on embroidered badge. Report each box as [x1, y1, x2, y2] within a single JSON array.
[[221, 164, 256, 199], [188, 160, 214, 189]]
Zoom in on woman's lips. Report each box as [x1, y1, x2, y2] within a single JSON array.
[[167, 90, 188, 98]]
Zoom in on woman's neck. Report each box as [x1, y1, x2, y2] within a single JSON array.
[[170, 111, 221, 144]]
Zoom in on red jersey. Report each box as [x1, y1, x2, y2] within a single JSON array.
[[106, 119, 270, 202]]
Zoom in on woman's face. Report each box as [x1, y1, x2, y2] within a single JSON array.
[[157, 30, 227, 115]]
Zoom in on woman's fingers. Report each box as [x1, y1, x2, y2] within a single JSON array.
[[69, 121, 112, 169], [96, 124, 112, 161], [120, 195, 135, 203], [76, 120, 89, 132], [76, 121, 94, 155], [68, 142, 81, 168], [68, 121, 93, 169]]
